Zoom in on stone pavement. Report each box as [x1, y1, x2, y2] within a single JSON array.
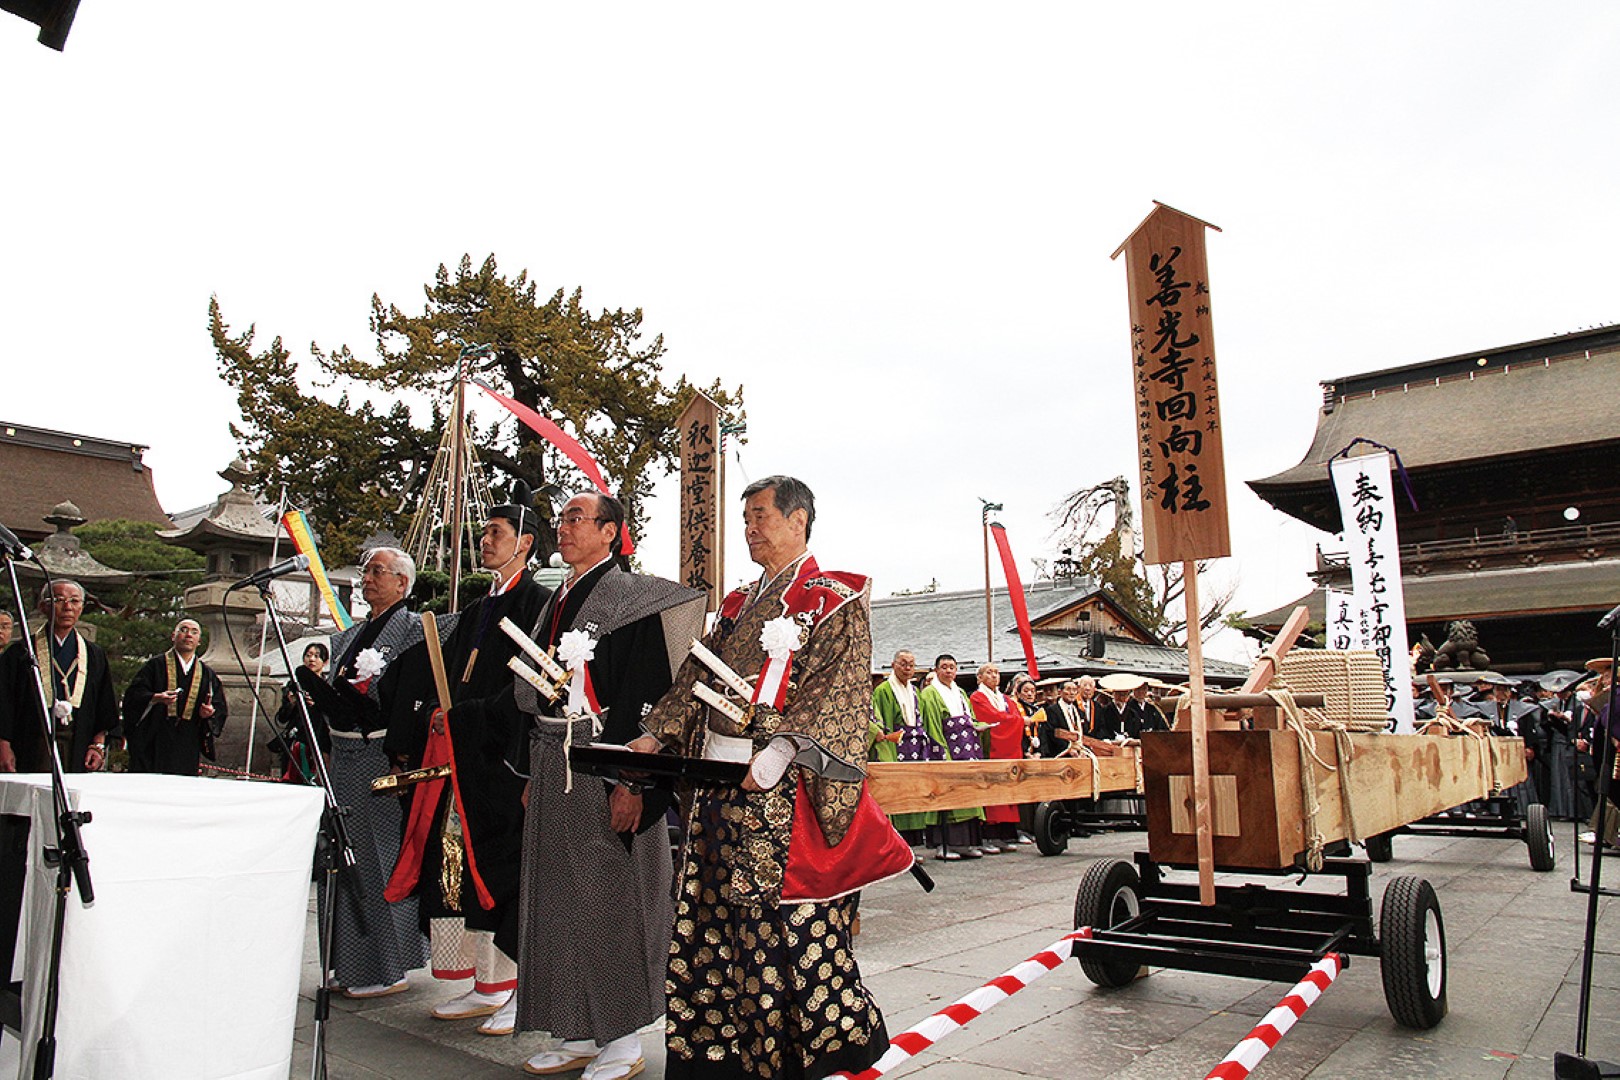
[[292, 824, 1620, 1079]]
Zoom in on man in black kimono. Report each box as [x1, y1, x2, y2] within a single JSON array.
[[510, 492, 705, 1078], [396, 494, 549, 1026], [122, 618, 228, 776], [0, 580, 116, 773]]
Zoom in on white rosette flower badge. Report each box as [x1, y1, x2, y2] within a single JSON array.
[[350, 647, 387, 695], [754, 616, 805, 710], [554, 628, 602, 792]]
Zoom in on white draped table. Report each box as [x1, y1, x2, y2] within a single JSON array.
[[0, 773, 322, 1080]]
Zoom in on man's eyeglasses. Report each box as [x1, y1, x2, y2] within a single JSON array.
[[360, 564, 404, 578], [557, 512, 610, 528]]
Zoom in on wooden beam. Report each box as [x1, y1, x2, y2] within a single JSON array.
[[867, 757, 1141, 815], [1241, 605, 1311, 693]]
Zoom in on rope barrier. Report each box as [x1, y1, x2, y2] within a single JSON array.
[[1204, 953, 1344, 1080], [833, 928, 1093, 1080]]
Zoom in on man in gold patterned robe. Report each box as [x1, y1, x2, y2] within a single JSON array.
[[633, 475, 892, 1080]]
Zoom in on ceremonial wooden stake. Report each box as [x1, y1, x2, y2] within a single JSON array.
[[1183, 561, 1216, 905], [421, 612, 453, 716]]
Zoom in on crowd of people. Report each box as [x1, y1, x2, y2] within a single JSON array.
[[1416, 663, 1619, 845], [868, 656, 1172, 859], [4, 483, 1618, 1079], [1, 474, 901, 1080]]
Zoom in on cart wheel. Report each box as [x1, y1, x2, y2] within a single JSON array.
[[1365, 832, 1395, 863], [1526, 802, 1556, 872], [1033, 801, 1070, 856], [1380, 876, 1447, 1029], [1073, 858, 1145, 987]]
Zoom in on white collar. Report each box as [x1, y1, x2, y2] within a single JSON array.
[[489, 566, 525, 597], [929, 676, 968, 715], [176, 653, 196, 674]]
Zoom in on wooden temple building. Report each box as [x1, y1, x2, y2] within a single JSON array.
[[1247, 324, 1620, 673], [0, 420, 171, 543], [869, 578, 1248, 684]]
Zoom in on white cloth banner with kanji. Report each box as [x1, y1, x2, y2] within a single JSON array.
[[1330, 452, 1415, 733]]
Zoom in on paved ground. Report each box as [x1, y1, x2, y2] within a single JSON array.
[[292, 823, 1620, 1079]]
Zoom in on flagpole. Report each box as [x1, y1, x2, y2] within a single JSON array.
[[242, 483, 289, 776], [979, 499, 1003, 664], [448, 364, 467, 615]]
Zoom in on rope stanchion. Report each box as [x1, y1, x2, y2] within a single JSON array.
[[1204, 953, 1344, 1080], [834, 928, 1093, 1080]]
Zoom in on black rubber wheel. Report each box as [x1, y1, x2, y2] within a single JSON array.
[[1526, 802, 1556, 872], [1365, 832, 1395, 863], [1033, 801, 1070, 856], [1073, 858, 1145, 987], [1380, 876, 1448, 1029]]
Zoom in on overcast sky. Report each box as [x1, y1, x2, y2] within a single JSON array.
[[5, 5, 1618, 662]]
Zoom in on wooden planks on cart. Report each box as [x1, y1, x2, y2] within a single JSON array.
[[867, 756, 1142, 815], [1143, 730, 1529, 871]]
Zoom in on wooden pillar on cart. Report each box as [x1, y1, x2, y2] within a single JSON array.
[[1113, 202, 1233, 905]]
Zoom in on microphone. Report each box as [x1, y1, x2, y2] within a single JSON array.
[[0, 521, 34, 561], [1600, 601, 1620, 631], [227, 554, 311, 592]]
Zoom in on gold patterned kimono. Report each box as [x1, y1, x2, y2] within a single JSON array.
[[644, 552, 888, 1080]]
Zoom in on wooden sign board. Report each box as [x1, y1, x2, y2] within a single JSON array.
[[1113, 202, 1232, 565], [677, 391, 722, 610]]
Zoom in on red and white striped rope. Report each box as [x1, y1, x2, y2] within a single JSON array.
[[834, 928, 1093, 1080], [1204, 953, 1344, 1080]]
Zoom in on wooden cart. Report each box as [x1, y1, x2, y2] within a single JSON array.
[[1069, 686, 1529, 1030]]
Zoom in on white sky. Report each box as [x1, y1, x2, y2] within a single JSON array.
[[5, 4, 1619, 662]]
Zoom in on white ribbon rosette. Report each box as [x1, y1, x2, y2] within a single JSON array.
[[755, 616, 804, 708], [351, 647, 386, 692], [556, 629, 598, 717]]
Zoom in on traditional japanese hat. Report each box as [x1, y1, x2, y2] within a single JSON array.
[[1586, 656, 1615, 673], [1098, 672, 1147, 693], [1538, 669, 1589, 693], [1472, 671, 1516, 688], [488, 480, 543, 538]]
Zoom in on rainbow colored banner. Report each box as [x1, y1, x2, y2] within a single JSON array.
[[281, 509, 353, 630]]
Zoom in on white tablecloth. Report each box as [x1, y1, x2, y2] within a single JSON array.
[[0, 774, 323, 1080]]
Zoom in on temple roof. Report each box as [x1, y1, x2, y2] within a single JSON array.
[[1249, 325, 1620, 528], [1248, 559, 1620, 630], [0, 421, 171, 540], [870, 581, 1247, 682]]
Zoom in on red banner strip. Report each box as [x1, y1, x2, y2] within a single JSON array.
[[468, 378, 635, 556], [989, 524, 1039, 680]]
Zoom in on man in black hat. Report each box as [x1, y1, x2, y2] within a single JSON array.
[[1538, 670, 1589, 820], [1479, 672, 1545, 809], [395, 488, 551, 1027]]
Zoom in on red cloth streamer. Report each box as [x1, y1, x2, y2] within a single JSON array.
[[468, 378, 635, 556], [989, 524, 1040, 680]]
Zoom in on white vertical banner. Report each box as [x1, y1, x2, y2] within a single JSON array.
[[1329, 452, 1416, 733], [1324, 587, 1362, 651]]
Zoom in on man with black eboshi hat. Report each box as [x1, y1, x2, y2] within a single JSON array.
[[386, 484, 552, 1030]]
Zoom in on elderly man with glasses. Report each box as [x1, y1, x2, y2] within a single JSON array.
[[0, 580, 117, 773]]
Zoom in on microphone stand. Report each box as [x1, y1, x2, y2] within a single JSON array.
[[1558, 603, 1620, 1079], [243, 580, 366, 1080], [1, 553, 93, 1080]]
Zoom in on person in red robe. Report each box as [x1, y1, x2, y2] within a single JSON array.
[[970, 663, 1028, 853]]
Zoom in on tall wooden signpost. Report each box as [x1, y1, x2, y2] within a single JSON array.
[[1113, 202, 1232, 904], [677, 391, 723, 611]]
